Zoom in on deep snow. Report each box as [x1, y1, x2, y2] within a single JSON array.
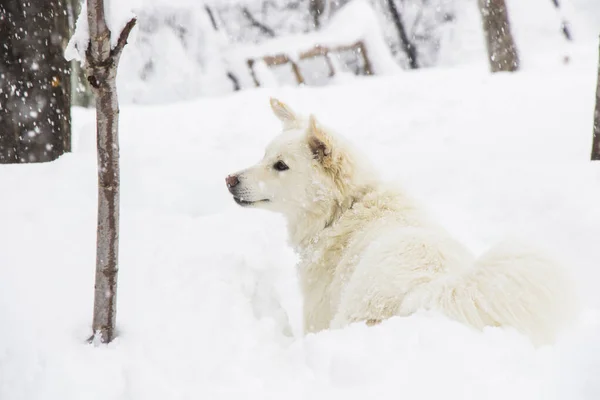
[[2, 43, 600, 398], [5, 0, 600, 392]]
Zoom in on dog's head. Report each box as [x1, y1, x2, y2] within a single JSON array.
[[225, 98, 360, 222]]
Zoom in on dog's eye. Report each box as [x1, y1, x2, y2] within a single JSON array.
[[273, 161, 289, 171]]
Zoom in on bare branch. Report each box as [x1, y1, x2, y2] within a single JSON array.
[[205, 5, 218, 30], [241, 6, 275, 37], [385, 0, 418, 69], [112, 18, 137, 59], [410, 6, 424, 39], [548, 0, 573, 41]]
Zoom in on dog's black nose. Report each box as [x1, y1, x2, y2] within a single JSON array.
[[226, 175, 239, 188]]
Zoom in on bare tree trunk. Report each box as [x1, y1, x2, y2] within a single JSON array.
[[84, 0, 136, 344], [309, 0, 326, 29], [385, 0, 418, 69], [478, 0, 520, 72], [0, 0, 71, 163], [592, 37, 600, 161]]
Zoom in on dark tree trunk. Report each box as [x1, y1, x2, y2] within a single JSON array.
[[309, 0, 326, 29], [592, 37, 600, 161], [385, 0, 418, 69], [478, 0, 520, 72], [0, 0, 71, 163], [84, 0, 136, 344]]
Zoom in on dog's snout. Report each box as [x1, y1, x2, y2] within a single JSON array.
[[226, 175, 239, 189]]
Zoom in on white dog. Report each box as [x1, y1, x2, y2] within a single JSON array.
[[226, 98, 576, 346]]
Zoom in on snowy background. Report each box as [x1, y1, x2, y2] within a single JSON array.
[[109, 0, 600, 102], [2, 0, 600, 399]]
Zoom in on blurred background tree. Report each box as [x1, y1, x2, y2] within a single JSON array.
[[0, 0, 71, 163]]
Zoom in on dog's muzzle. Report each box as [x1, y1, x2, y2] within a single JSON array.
[[225, 174, 269, 206]]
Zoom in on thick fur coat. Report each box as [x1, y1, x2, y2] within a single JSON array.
[[226, 98, 576, 346]]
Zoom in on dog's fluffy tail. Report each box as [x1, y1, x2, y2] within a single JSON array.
[[438, 240, 578, 346]]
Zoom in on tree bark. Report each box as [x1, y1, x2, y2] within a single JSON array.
[[592, 37, 600, 161], [478, 0, 520, 72], [0, 0, 71, 163], [84, 0, 136, 344], [309, 0, 326, 29], [385, 0, 418, 69]]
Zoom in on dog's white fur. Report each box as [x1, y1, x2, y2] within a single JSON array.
[[227, 98, 577, 346]]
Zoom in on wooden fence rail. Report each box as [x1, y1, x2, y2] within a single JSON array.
[[246, 40, 372, 87]]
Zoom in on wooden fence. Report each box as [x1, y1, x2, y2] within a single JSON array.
[[246, 40, 373, 87]]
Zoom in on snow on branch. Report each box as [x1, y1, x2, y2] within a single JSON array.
[[65, 0, 139, 65], [112, 18, 138, 59]]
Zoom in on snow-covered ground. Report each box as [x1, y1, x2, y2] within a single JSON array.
[[4, 4, 600, 396]]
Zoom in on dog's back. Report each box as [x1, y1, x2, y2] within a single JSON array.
[[304, 185, 576, 346]]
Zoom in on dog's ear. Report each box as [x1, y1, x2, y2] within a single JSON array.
[[307, 114, 332, 162], [270, 98, 297, 124]]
